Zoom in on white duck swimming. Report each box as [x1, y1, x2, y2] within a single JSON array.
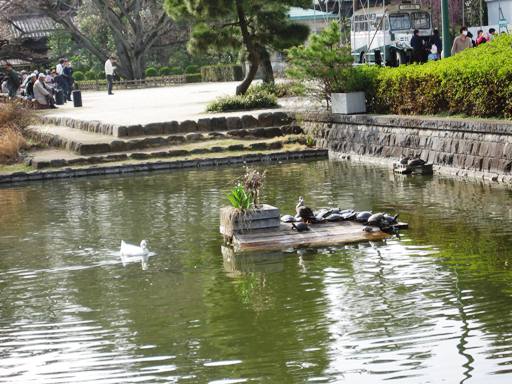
[[120, 240, 149, 257]]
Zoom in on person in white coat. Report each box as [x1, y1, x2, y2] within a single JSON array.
[[104, 55, 116, 95], [33, 74, 56, 108]]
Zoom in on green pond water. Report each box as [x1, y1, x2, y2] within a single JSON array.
[[1, 160, 512, 383]]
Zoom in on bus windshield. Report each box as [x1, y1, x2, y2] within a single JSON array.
[[389, 13, 410, 30], [411, 12, 430, 29]]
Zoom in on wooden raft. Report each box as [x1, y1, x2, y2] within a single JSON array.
[[231, 221, 406, 252]]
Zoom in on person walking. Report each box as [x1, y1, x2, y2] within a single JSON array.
[[63, 60, 74, 101], [451, 27, 473, 55], [4, 63, 20, 98], [105, 55, 116, 95]]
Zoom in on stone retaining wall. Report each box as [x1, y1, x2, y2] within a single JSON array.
[[41, 111, 294, 137], [300, 112, 512, 182], [0, 149, 327, 185]]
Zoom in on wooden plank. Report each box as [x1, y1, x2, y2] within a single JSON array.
[[231, 220, 399, 252]]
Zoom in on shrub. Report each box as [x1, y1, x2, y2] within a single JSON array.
[[247, 82, 306, 98], [145, 67, 158, 77], [84, 70, 97, 80], [73, 71, 85, 81], [185, 73, 202, 83], [357, 34, 512, 118], [207, 92, 278, 112], [97, 71, 106, 80], [286, 21, 358, 106], [201, 64, 244, 82], [185, 64, 200, 74], [0, 104, 32, 164], [159, 66, 172, 76], [170, 66, 183, 75]]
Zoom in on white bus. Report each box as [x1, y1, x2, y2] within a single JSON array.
[[351, 1, 433, 66]]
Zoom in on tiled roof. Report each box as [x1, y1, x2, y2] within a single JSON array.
[[8, 15, 58, 39]]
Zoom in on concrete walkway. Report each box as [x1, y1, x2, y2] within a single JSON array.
[[42, 82, 291, 125]]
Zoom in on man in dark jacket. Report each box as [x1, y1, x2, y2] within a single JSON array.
[[410, 29, 425, 63], [4, 63, 20, 98]]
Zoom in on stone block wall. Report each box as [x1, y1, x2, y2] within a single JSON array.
[[300, 112, 512, 179]]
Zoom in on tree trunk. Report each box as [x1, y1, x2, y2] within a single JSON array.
[[235, 0, 259, 95], [259, 47, 274, 84], [236, 53, 259, 95]]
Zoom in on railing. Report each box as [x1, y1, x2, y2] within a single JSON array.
[[75, 75, 189, 91]]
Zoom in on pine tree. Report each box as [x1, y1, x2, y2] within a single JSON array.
[[165, 0, 311, 95]]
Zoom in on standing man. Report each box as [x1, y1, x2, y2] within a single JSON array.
[[451, 26, 473, 56], [4, 63, 20, 98], [63, 60, 74, 101], [105, 55, 116, 95], [410, 29, 425, 63]]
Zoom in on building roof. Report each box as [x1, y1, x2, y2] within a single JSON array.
[[288, 7, 338, 20], [8, 15, 58, 39]]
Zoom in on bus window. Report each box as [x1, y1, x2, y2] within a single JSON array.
[[389, 13, 411, 30], [411, 12, 430, 29]]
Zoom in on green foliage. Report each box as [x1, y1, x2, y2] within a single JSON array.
[[207, 92, 278, 112], [165, 0, 311, 92], [201, 64, 244, 82], [286, 21, 359, 106], [185, 73, 202, 83], [305, 136, 315, 148], [97, 71, 105, 79], [84, 70, 97, 80], [227, 184, 253, 210], [73, 71, 85, 81], [358, 34, 512, 118], [185, 65, 200, 74], [145, 67, 158, 77], [247, 82, 306, 98], [159, 66, 172, 76], [170, 66, 183, 75]]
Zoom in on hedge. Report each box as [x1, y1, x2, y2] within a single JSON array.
[[207, 91, 278, 112], [73, 71, 85, 81], [185, 73, 202, 83], [185, 64, 200, 74], [145, 67, 158, 77], [358, 34, 512, 118], [159, 66, 172, 76], [84, 70, 97, 80], [201, 64, 244, 82]]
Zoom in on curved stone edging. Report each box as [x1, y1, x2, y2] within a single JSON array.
[[0, 149, 327, 185]]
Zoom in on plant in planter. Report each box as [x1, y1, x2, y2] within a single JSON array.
[[220, 168, 279, 240], [286, 21, 366, 114]]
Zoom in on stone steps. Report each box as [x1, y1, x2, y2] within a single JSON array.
[[28, 137, 307, 169], [41, 111, 294, 137], [27, 123, 303, 156]]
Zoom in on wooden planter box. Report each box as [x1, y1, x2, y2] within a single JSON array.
[[331, 92, 366, 114], [220, 204, 280, 237]]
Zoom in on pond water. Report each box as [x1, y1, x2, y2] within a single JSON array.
[[1, 160, 512, 383]]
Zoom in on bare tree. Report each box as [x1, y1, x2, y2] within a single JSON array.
[[5, 0, 184, 79]]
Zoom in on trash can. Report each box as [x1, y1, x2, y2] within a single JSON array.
[[55, 90, 65, 105], [72, 90, 82, 107]]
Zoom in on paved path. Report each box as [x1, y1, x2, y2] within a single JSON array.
[[42, 82, 290, 125]]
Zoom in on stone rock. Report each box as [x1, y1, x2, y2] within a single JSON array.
[[125, 125, 144, 137], [210, 146, 224, 152], [211, 117, 227, 131], [130, 153, 151, 160], [197, 118, 211, 132], [249, 142, 269, 150], [180, 120, 198, 133], [185, 133, 203, 141], [190, 148, 209, 154], [167, 135, 186, 144], [78, 143, 112, 156], [143, 123, 164, 135], [241, 115, 259, 129], [227, 129, 248, 138], [110, 140, 127, 152], [281, 124, 303, 135], [269, 141, 284, 150], [208, 132, 226, 139], [50, 159, 66, 167], [162, 121, 180, 134], [167, 150, 189, 157], [143, 137, 168, 148], [226, 117, 242, 130], [272, 112, 292, 126], [228, 144, 244, 151], [258, 112, 274, 127]]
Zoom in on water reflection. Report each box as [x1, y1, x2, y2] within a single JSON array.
[[1, 160, 512, 383]]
